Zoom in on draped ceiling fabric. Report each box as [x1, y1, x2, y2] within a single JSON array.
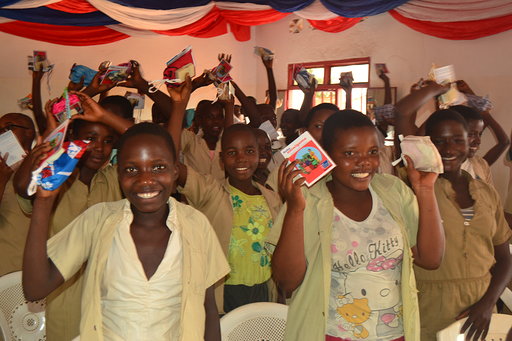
[[0, 0, 510, 45]]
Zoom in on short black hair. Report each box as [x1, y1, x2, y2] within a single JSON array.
[[99, 95, 134, 120], [303, 103, 339, 128], [449, 105, 483, 122], [322, 110, 375, 152], [221, 123, 257, 150], [117, 122, 177, 162], [425, 109, 468, 137]]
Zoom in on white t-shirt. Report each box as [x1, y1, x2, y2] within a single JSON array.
[[326, 187, 404, 341]]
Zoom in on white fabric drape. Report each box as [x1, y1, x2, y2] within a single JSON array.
[[394, 0, 512, 22], [86, 0, 215, 30]]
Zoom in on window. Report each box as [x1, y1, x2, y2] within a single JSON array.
[[287, 57, 370, 114]]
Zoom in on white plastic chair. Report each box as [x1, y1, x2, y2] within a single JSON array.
[[0, 271, 45, 341], [220, 302, 288, 341], [436, 313, 512, 341]]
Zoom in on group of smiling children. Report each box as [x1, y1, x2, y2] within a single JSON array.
[[0, 53, 511, 341]]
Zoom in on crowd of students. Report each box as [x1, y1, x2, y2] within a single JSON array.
[[0, 52, 511, 341]]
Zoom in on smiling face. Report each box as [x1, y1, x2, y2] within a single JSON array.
[[74, 122, 116, 171], [328, 126, 380, 193], [198, 102, 224, 138], [221, 128, 259, 187], [307, 108, 337, 143], [466, 119, 484, 158], [117, 134, 178, 215], [429, 119, 469, 173], [254, 129, 272, 170]]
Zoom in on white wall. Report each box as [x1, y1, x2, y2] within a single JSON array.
[[254, 13, 512, 199], [1, 15, 512, 198], [0, 29, 258, 121]]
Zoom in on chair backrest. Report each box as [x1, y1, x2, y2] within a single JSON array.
[[220, 302, 288, 341], [436, 313, 512, 341], [0, 271, 46, 341]]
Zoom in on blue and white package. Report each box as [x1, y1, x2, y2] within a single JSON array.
[[28, 140, 89, 195], [69, 64, 98, 86]]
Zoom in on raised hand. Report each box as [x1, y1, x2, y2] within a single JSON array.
[[118, 60, 148, 90], [71, 91, 109, 123], [455, 80, 476, 95], [43, 98, 60, 137], [278, 160, 306, 209], [192, 72, 214, 91], [261, 55, 273, 69], [218, 53, 232, 63], [82, 70, 116, 97], [403, 155, 437, 193], [167, 76, 192, 104]]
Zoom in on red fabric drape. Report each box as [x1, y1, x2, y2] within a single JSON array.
[[0, 21, 128, 45], [389, 10, 512, 40], [154, 8, 228, 38], [308, 16, 362, 33], [220, 8, 289, 26], [47, 0, 97, 13]]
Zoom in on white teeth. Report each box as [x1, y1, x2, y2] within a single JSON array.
[[442, 156, 456, 161], [352, 173, 369, 178], [259, 159, 267, 162], [137, 192, 159, 199], [236, 167, 248, 171]]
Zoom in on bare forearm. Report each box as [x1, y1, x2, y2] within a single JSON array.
[[13, 158, 33, 199], [413, 188, 444, 269], [271, 207, 307, 293], [395, 87, 439, 136], [299, 92, 314, 127], [22, 196, 64, 300], [167, 102, 187, 153], [344, 88, 352, 109], [204, 285, 221, 341], [482, 111, 510, 165], [232, 82, 260, 127], [266, 67, 277, 109], [101, 113, 133, 135], [383, 79, 392, 105], [482, 243, 512, 304], [31, 78, 46, 132]]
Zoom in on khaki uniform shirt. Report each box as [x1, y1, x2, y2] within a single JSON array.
[[181, 130, 225, 182], [0, 177, 31, 276], [48, 198, 229, 341], [266, 174, 421, 341]]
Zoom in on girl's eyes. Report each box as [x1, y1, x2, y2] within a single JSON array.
[[124, 166, 137, 174], [369, 149, 379, 155], [344, 151, 354, 156], [247, 149, 256, 154], [153, 164, 166, 171], [314, 124, 323, 129]]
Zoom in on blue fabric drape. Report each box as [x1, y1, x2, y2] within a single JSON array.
[[106, 0, 211, 10], [215, 0, 315, 12], [0, 7, 118, 25], [321, 0, 410, 17], [0, 0, 21, 6]]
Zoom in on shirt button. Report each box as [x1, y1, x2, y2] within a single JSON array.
[[463, 221, 470, 226]]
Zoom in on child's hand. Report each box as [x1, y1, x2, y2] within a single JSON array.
[[0, 152, 13, 182], [167, 76, 192, 104], [218, 53, 231, 63], [278, 160, 306, 210], [43, 98, 59, 137], [118, 60, 147, 90], [67, 75, 85, 92], [261, 55, 273, 69], [378, 70, 389, 82], [404, 155, 437, 193], [71, 91, 108, 123], [298, 77, 317, 96], [217, 94, 235, 108], [455, 80, 475, 95], [26, 141, 52, 172], [457, 297, 494, 341], [191, 72, 214, 90], [82, 71, 116, 97]]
